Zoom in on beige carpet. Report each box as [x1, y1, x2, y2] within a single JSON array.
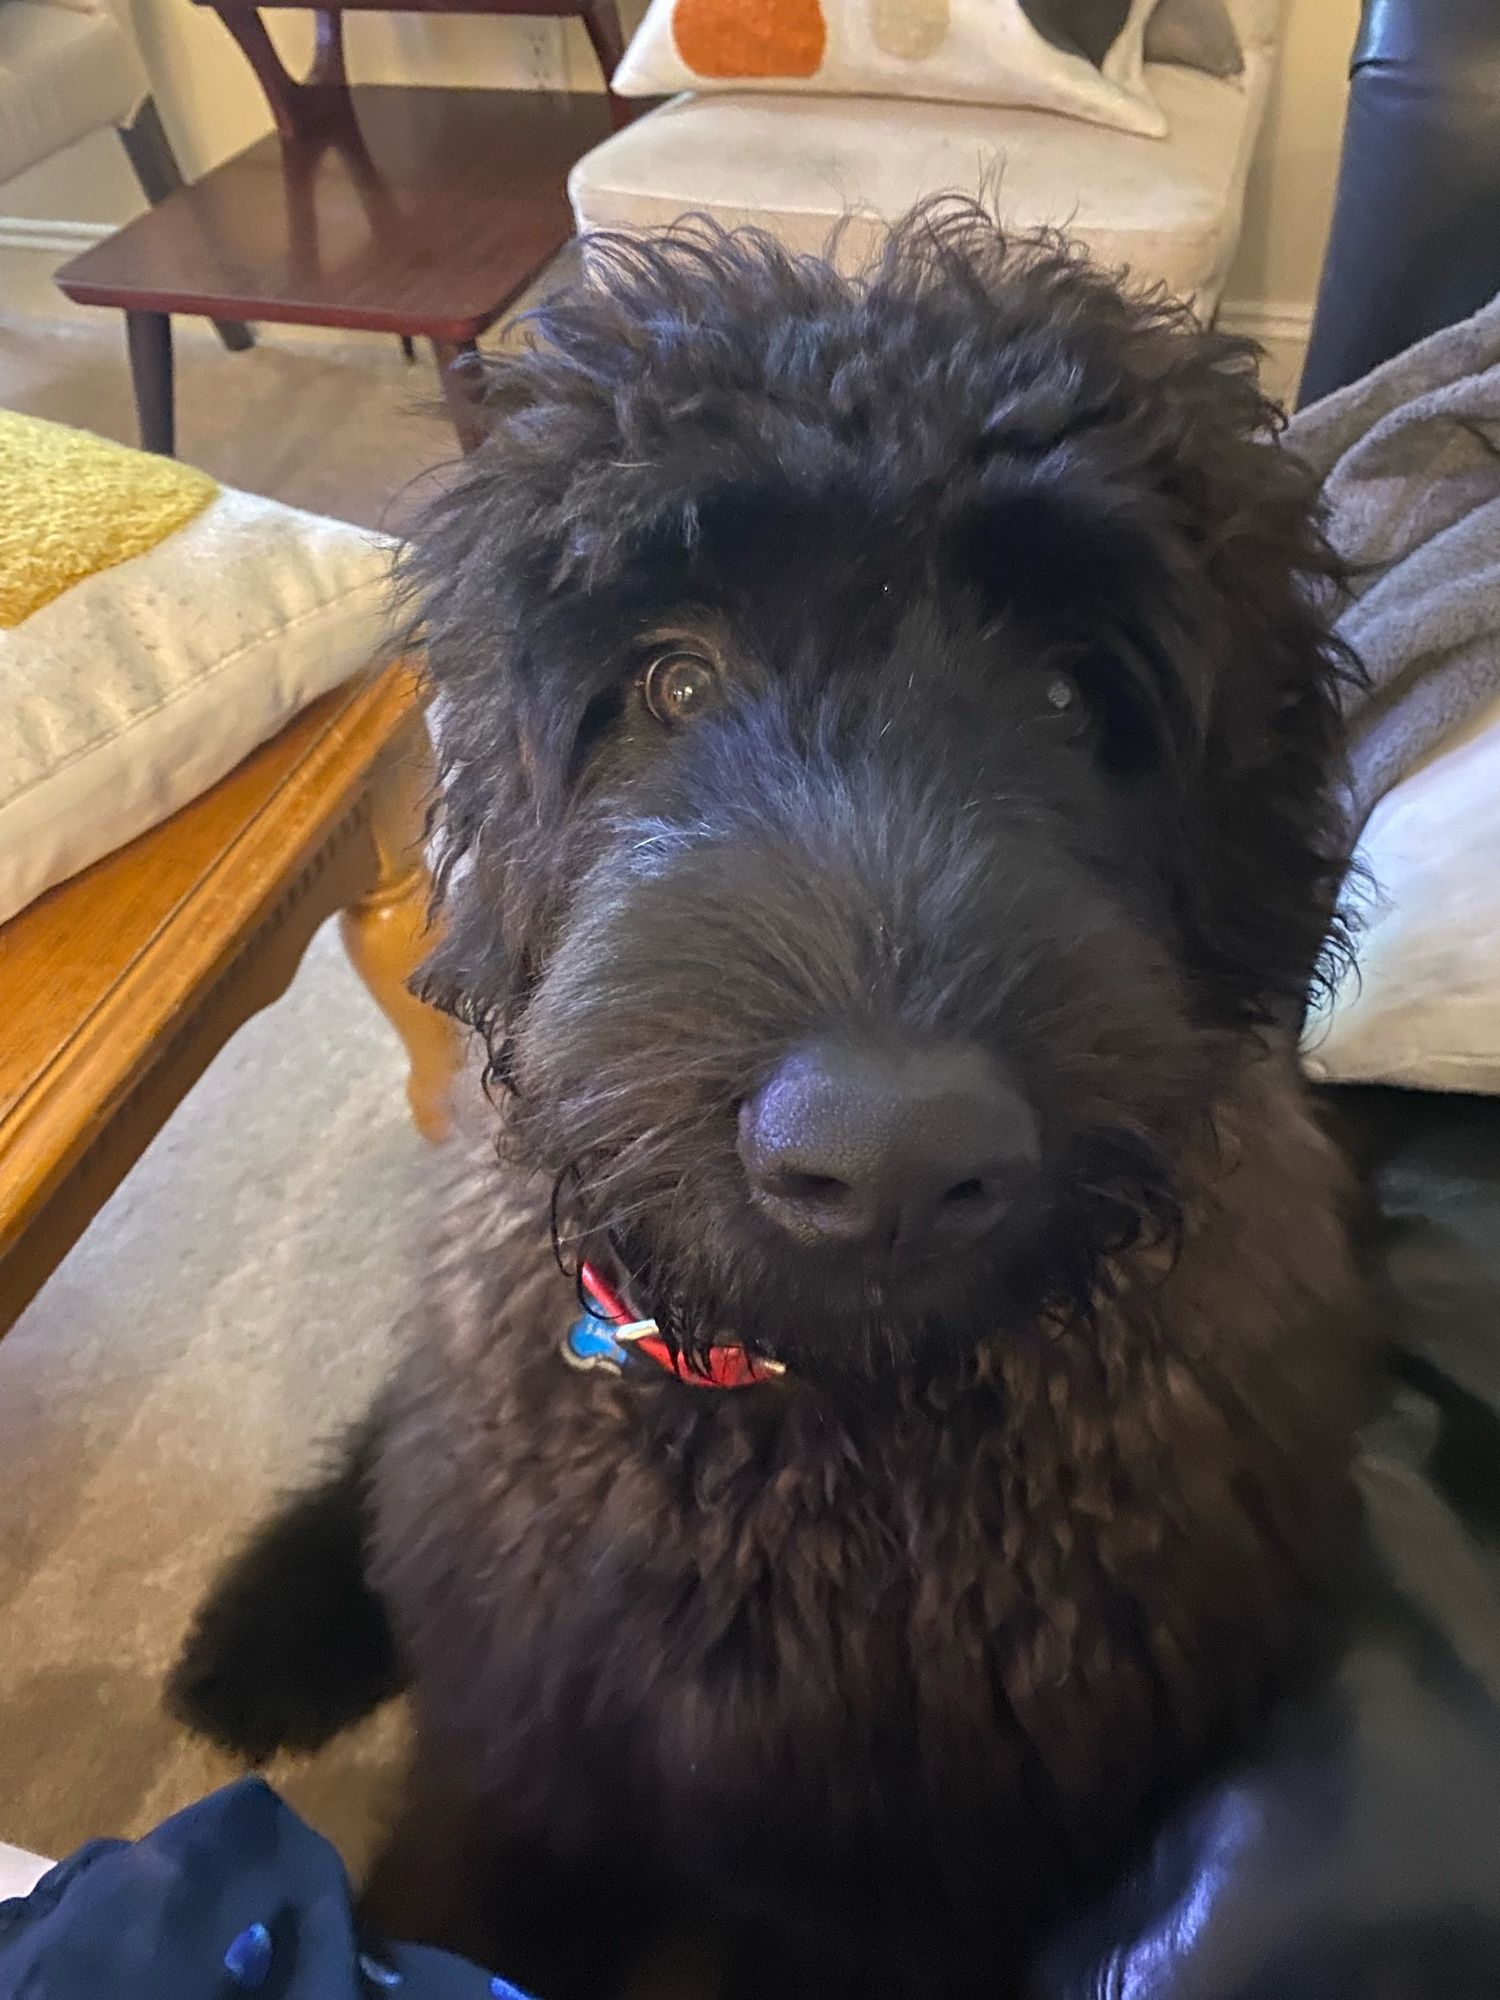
[[0, 313, 477, 1869], [0, 917, 423, 1866], [0, 305, 1310, 532], [0, 314, 465, 533]]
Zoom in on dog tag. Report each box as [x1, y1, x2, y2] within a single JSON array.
[[561, 1316, 628, 1373]]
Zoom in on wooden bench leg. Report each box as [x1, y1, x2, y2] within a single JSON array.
[[340, 715, 462, 1142], [126, 309, 176, 456], [431, 338, 487, 455]]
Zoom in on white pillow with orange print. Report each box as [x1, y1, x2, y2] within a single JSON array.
[[613, 0, 1169, 137]]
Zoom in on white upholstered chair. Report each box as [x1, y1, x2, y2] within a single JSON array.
[[0, 0, 250, 349], [570, 0, 1281, 317], [0, 0, 146, 189]]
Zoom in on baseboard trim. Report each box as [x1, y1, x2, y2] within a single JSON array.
[[1, 227, 1319, 366], [1218, 299, 1315, 344], [0, 217, 114, 257], [0, 225, 1320, 345]]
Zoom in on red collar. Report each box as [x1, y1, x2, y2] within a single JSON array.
[[575, 1260, 786, 1390]]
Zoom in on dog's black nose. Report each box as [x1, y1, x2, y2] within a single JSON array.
[[738, 1040, 1038, 1257]]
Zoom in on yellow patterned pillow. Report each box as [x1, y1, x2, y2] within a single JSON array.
[[0, 411, 218, 629], [0, 414, 394, 924]]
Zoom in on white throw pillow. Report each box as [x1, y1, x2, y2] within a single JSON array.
[[1304, 693, 1500, 1094], [0, 482, 394, 926], [613, 0, 1168, 138]]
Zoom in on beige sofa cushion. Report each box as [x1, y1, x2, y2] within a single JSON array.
[[0, 0, 148, 186], [1303, 693, 1500, 1097], [571, 53, 1271, 313]]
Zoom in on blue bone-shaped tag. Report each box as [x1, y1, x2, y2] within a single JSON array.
[[562, 1315, 629, 1373]]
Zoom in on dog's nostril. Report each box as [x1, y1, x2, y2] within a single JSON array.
[[738, 1040, 1038, 1259], [772, 1169, 851, 1204], [942, 1177, 988, 1206]]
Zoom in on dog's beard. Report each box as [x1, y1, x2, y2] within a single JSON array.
[[525, 1108, 1188, 1387], [501, 1015, 1203, 1389], [498, 809, 1214, 1385]]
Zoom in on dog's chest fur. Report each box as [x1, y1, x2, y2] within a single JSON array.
[[367, 1048, 1368, 1972]]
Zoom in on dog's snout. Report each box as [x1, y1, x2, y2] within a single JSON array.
[[738, 1040, 1038, 1258]]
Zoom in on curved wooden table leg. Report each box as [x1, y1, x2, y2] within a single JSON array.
[[340, 712, 462, 1142]]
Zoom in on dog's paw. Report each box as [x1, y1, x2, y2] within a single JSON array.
[[167, 1458, 405, 1762]]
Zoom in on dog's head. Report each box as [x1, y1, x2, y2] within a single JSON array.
[[406, 204, 1354, 1381]]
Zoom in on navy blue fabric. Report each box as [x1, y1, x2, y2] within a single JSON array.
[[0, 1779, 530, 2000]]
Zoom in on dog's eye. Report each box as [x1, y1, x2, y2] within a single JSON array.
[[1041, 668, 1090, 737], [1045, 671, 1080, 716], [641, 650, 721, 726]]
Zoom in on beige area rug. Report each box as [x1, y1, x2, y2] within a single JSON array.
[[0, 311, 486, 1869], [0, 304, 1312, 531], [0, 314, 465, 534], [0, 923, 426, 1868]]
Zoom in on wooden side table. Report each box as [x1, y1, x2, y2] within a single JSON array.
[[0, 661, 462, 1338], [55, 1, 628, 457]]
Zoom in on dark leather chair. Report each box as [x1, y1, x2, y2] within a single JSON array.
[[1035, 1087, 1500, 1999], [1298, 0, 1500, 405], [1038, 25, 1500, 1971]]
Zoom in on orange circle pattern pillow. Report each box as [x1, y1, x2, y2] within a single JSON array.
[[612, 0, 1168, 137], [672, 0, 829, 78]]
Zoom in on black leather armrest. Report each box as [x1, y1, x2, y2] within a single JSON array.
[[1297, 0, 1500, 407]]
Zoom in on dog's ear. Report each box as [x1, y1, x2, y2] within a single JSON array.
[[951, 475, 1210, 768], [397, 433, 578, 1070], [394, 235, 797, 1063], [1136, 355, 1358, 1027], [953, 316, 1358, 1028], [1098, 335, 1359, 1028]]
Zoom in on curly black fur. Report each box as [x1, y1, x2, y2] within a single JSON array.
[[172, 204, 1375, 2000]]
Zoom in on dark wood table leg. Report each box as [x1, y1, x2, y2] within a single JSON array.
[[431, 338, 487, 456], [126, 310, 176, 456], [117, 101, 255, 355]]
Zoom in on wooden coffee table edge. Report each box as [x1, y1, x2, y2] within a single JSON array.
[[52, 270, 507, 347], [0, 658, 458, 1336]]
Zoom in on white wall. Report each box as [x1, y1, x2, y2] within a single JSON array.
[[1227, 0, 1361, 329], [1, 0, 1361, 329]]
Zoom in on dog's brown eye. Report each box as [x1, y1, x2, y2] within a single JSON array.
[[641, 650, 720, 726]]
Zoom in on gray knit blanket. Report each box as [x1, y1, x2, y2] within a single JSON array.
[[1285, 291, 1500, 827]]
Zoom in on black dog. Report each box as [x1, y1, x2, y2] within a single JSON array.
[[171, 205, 1375, 2000]]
